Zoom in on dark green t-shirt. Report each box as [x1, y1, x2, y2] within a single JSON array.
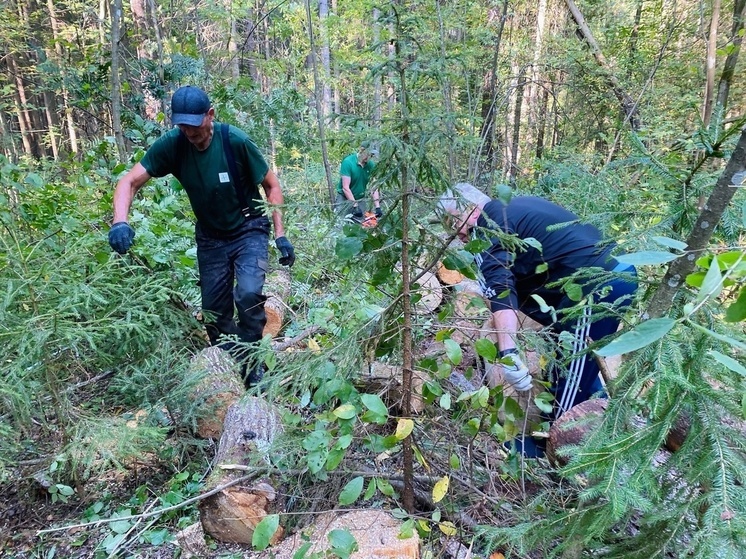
[[336, 153, 375, 199], [140, 124, 269, 231]]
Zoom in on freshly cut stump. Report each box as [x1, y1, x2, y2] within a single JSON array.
[[199, 396, 284, 545], [265, 509, 420, 559]]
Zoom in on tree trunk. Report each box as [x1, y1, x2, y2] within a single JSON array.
[[47, 0, 78, 154], [508, 65, 526, 186], [319, 0, 332, 120], [647, 129, 746, 318], [564, 0, 640, 130], [701, 0, 721, 127], [304, 0, 335, 206], [110, 0, 127, 161], [263, 269, 291, 338], [715, 0, 746, 115]]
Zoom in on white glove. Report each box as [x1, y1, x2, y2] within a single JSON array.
[[500, 351, 532, 392]]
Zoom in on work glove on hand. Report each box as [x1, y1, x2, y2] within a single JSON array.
[[275, 236, 296, 267], [108, 222, 135, 254], [351, 205, 363, 219], [500, 350, 532, 392], [374, 207, 383, 218]]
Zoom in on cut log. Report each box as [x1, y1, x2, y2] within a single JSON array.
[[546, 398, 608, 467], [413, 270, 443, 314], [263, 269, 291, 338], [359, 361, 426, 414], [189, 347, 244, 440], [437, 261, 465, 285], [199, 396, 284, 545], [265, 510, 420, 559]]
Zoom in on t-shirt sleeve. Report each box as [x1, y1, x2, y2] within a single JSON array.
[[235, 135, 270, 185], [340, 157, 355, 178], [139, 130, 180, 178]]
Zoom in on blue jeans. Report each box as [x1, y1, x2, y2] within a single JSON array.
[[196, 216, 270, 355]]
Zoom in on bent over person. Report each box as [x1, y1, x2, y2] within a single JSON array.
[[440, 183, 637, 456], [108, 85, 295, 389], [335, 144, 382, 220]]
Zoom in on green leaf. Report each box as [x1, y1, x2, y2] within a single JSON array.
[[444, 339, 462, 365], [363, 478, 376, 500], [651, 236, 688, 251], [335, 237, 363, 260], [474, 338, 497, 362], [615, 251, 680, 266], [523, 237, 543, 251], [595, 318, 676, 356], [292, 543, 313, 559], [328, 529, 358, 558], [564, 282, 583, 302], [360, 393, 388, 417], [696, 254, 722, 304], [725, 287, 746, 322], [333, 404, 357, 420], [252, 514, 279, 550], [376, 478, 395, 497], [534, 392, 554, 414], [496, 183, 513, 203], [535, 262, 548, 274], [338, 476, 365, 505], [709, 350, 746, 377], [439, 392, 451, 410]]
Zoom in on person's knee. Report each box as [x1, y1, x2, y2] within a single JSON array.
[[235, 286, 266, 314]]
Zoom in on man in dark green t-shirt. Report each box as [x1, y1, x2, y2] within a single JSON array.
[[335, 144, 382, 220], [108, 85, 295, 389]]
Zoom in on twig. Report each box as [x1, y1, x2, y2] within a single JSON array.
[[271, 326, 323, 352], [36, 470, 264, 536], [105, 497, 159, 559]]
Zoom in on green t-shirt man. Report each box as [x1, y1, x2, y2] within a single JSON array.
[[141, 125, 269, 232], [335, 146, 381, 215]]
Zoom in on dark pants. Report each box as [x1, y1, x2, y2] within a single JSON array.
[[521, 265, 638, 417], [196, 216, 270, 358]]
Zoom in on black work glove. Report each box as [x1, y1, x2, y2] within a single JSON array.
[[351, 205, 363, 219], [108, 222, 135, 254], [275, 236, 296, 267], [374, 207, 383, 218]]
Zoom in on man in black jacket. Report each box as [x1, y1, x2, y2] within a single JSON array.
[[440, 183, 637, 453]]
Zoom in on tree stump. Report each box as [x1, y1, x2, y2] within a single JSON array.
[[263, 510, 420, 559], [263, 269, 291, 338], [189, 347, 244, 439], [546, 398, 608, 467], [199, 396, 284, 545]]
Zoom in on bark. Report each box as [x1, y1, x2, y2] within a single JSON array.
[[647, 129, 746, 318], [393, 5, 414, 513], [189, 347, 244, 440], [319, 0, 332, 120], [478, 0, 509, 177], [564, 0, 640, 130], [46, 0, 78, 154], [199, 396, 284, 544], [526, 0, 548, 154], [715, 0, 746, 115], [508, 65, 526, 186], [546, 398, 608, 467], [304, 0, 335, 206], [110, 0, 127, 161], [8, 55, 34, 158], [701, 0, 721, 127], [435, 0, 456, 181]]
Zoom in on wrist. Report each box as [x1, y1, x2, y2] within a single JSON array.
[[499, 347, 518, 358]]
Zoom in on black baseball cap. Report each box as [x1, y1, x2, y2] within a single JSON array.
[[171, 86, 210, 126]]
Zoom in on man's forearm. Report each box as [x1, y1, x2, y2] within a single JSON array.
[[491, 309, 520, 352]]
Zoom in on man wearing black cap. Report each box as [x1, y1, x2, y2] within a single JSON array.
[[108, 85, 295, 389], [335, 143, 382, 220]]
